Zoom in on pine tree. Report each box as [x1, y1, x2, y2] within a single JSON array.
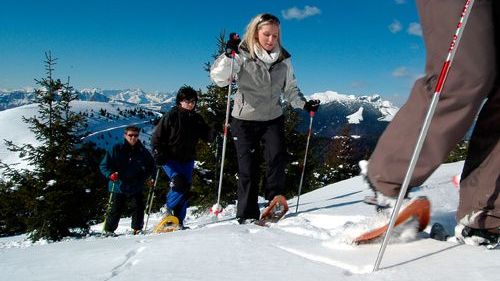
[[322, 124, 361, 183], [282, 106, 325, 197], [0, 52, 103, 241], [0, 178, 30, 236]]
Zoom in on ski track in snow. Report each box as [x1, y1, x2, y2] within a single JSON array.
[[276, 245, 372, 274], [105, 246, 147, 281]]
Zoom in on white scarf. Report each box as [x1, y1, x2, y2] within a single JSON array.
[[254, 44, 281, 66]]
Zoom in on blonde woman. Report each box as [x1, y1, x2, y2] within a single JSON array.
[[210, 13, 320, 224]]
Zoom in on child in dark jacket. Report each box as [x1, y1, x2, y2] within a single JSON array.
[[151, 86, 214, 226]]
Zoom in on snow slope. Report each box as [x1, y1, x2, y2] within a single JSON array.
[[0, 161, 498, 281], [0, 101, 157, 170]]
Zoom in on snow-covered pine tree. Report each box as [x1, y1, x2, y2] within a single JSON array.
[[0, 52, 104, 241]]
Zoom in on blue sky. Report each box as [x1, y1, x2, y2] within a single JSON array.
[[0, 0, 424, 105]]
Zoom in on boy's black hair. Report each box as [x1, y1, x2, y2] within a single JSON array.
[[176, 85, 198, 105], [124, 125, 140, 133]]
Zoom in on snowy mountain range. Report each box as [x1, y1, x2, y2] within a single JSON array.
[[0, 88, 177, 111], [1, 88, 399, 136], [0, 89, 398, 170], [298, 91, 398, 138], [0, 88, 36, 111]]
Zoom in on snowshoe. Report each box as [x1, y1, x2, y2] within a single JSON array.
[[487, 241, 500, 250], [363, 195, 392, 210], [354, 196, 431, 244], [153, 215, 180, 233], [255, 195, 289, 227]]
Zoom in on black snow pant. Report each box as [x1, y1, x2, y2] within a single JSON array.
[[104, 192, 145, 232], [230, 115, 286, 220]]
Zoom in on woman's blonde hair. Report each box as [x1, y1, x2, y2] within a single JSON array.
[[242, 13, 282, 59]]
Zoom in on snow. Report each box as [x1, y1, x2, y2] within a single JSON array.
[[307, 90, 399, 122], [1, 161, 498, 280], [347, 107, 364, 124], [0, 104, 39, 170], [377, 100, 399, 122], [0, 101, 157, 172], [309, 90, 356, 104]]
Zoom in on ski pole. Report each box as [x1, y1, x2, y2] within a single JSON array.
[[373, 0, 475, 272], [295, 111, 315, 213], [102, 181, 116, 233], [144, 168, 161, 231], [211, 51, 236, 216]]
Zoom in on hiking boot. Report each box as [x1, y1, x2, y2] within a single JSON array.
[[104, 231, 118, 237], [160, 206, 174, 216], [359, 160, 388, 210], [430, 223, 450, 241], [455, 224, 500, 246], [237, 217, 257, 225], [133, 229, 142, 235], [359, 160, 410, 213]]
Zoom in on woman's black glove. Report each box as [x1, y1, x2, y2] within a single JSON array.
[[304, 99, 320, 112], [225, 33, 241, 57]]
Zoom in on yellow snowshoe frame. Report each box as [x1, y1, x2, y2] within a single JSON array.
[[153, 215, 180, 233]]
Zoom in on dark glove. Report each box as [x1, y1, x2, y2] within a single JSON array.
[[146, 178, 155, 188], [109, 172, 119, 182], [225, 32, 241, 58], [303, 99, 320, 112], [153, 149, 167, 166]]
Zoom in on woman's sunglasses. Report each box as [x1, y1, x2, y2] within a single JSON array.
[[258, 13, 280, 25]]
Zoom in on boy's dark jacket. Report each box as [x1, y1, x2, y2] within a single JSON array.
[[152, 106, 214, 164], [100, 140, 155, 194]]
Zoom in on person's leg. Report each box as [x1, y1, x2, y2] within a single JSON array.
[[231, 118, 261, 220], [457, 87, 500, 231], [455, 0, 500, 233], [368, 0, 496, 197], [174, 200, 189, 226], [130, 192, 145, 231], [261, 116, 286, 200], [104, 193, 126, 233], [162, 161, 194, 224]]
